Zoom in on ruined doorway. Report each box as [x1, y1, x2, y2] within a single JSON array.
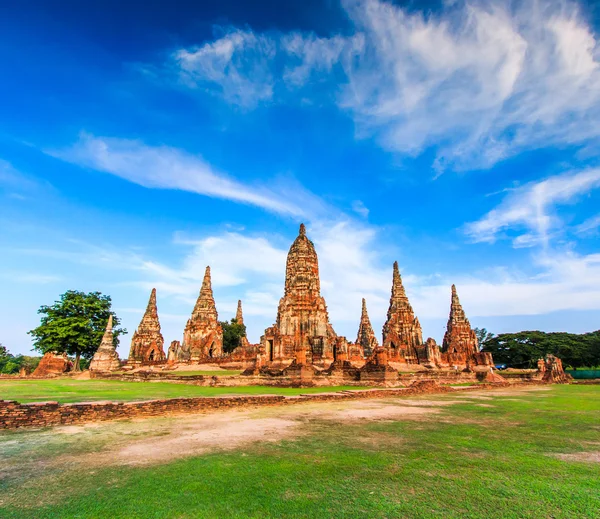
[[149, 351, 155, 361], [267, 339, 274, 361], [208, 343, 214, 358]]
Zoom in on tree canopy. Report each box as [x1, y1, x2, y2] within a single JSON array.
[[481, 330, 600, 369], [0, 344, 40, 375], [220, 318, 247, 354], [28, 290, 126, 370]]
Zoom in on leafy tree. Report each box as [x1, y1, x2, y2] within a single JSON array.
[[28, 291, 126, 371], [0, 344, 40, 375], [482, 330, 600, 369], [473, 327, 494, 349], [220, 318, 247, 354]]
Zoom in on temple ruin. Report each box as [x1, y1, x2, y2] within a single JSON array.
[[260, 224, 342, 367], [93, 223, 500, 383]]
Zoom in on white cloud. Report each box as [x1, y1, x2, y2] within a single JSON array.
[[340, 0, 600, 170], [282, 33, 363, 86], [464, 168, 600, 246], [575, 213, 600, 235], [164, 1, 600, 170], [174, 29, 276, 108], [51, 133, 328, 219], [351, 200, 369, 218]]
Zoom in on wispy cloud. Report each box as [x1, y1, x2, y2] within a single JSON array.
[[174, 28, 276, 108], [340, 0, 600, 170], [160, 0, 600, 171], [575, 213, 600, 236], [51, 133, 328, 218], [464, 168, 600, 247]]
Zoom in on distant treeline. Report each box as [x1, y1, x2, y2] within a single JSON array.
[[480, 330, 600, 369], [0, 345, 41, 375]]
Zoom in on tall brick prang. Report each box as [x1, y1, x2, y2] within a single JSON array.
[[382, 262, 423, 362], [355, 298, 379, 357], [128, 288, 166, 365], [180, 266, 223, 361], [261, 223, 337, 366]]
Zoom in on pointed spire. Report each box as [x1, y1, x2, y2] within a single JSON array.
[[391, 261, 407, 299], [147, 287, 157, 310], [448, 284, 467, 324], [191, 266, 218, 321], [105, 314, 113, 332], [299, 223, 306, 236], [236, 299, 244, 325], [356, 298, 379, 356]]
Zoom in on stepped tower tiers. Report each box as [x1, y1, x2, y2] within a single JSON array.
[[128, 288, 166, 365], [382, 262, 423, 363], [90, 315, 121, 372], [441, 285, 493, 367], [261, 223, 338, 366], [355, 298, 379, 358], [179, 266, 223, 361]]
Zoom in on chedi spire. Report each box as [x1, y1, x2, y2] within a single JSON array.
[[236, 299, 244, 326], [382, 261, 423, 361], [355, 298, 379, 357], [128, 288, 166, 364], [90, 314, 121, 372], [180, 266, 223, 361], [442, 284, 478, 356]]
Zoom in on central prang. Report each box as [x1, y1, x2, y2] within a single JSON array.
[[261, 223, 340, 366]]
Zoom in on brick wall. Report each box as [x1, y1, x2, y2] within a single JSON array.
[[0, 381, 459, 430]]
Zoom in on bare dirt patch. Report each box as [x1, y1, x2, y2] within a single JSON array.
[[117, 413, 299, 465], [554, 451, 600, 463]]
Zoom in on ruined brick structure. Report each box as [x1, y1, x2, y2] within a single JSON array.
[[32, 352, 72, 377], [539, 354, 571, 383], [128, 288, 166, 365], [179, 266, 223, 361], [382, 262, 423, 363], [90, 315, 121, 372], [441, 285, 493, 367], [355, 298, 379, 358], [236, 299, 250, 349], [261, 224, 340, 366]]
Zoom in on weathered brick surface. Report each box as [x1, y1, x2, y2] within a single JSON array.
[[0, 379, 556, 430]]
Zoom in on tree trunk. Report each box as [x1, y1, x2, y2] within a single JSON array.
[[74, 352, 81, 372]]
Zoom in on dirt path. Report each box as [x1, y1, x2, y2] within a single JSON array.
[[0, 386, 550, 475]]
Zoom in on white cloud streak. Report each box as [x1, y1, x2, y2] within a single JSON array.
[[465, 168, 600, 246], [52, 133, 328, 219]]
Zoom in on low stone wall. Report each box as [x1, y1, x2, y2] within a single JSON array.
[[1, 381, 455, 430]]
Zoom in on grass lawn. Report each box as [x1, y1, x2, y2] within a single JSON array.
[[1, 385, 599, 518], [0, 379, 365, 403]]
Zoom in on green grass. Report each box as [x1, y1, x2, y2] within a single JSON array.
[[1, 385, 599, 518], [0, 379, 365, 403]]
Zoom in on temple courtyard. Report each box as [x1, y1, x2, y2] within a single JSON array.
[[1, 384, 598, 518]]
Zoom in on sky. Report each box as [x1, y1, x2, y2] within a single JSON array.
[[1, 0, 600, 357]]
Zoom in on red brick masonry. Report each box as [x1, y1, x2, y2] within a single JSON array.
[[0, 380, 464, 429]]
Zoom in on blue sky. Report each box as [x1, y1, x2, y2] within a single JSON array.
[[2, 0, 600, 356]]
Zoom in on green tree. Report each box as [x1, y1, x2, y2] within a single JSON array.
[[473, 327, 494, 349], [482, 330, 600, 369], [28, 291, 126, 371], [220, 318, 247, 354]]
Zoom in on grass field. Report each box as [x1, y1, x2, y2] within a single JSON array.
[[0, 385, 598, 518], [0, 379, 365, 403]]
